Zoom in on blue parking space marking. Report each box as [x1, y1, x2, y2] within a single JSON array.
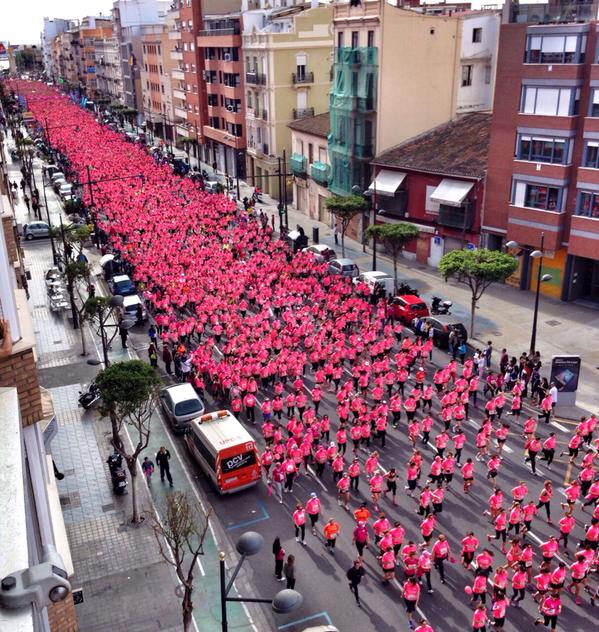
[[225, 500, 270, 531], [278, 611, 332, 630]]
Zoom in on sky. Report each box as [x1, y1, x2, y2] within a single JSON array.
[[0, 0, 115, 45]]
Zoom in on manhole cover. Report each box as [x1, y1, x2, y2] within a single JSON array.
[[59, 491, 81, 509], [59, 494, 70, 507], [545, 320, 561, 327], [102, 503, 115, 513]]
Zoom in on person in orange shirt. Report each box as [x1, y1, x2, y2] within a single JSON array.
[[323, 518, 340, 554], [353, 501, 371, 524]]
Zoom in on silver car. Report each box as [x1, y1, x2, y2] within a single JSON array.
[[159, 383, 205, 433], [328, 258, 359, 278], [23, 222, 50, 240]]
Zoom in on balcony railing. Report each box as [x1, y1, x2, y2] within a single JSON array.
[[262, 110, 268, 121], [246, 71, 266, 85], [509, 1, 599, 24], [292, 107, 314, 120], [292, 71, 314, 84], [198, 27, 240, 37]]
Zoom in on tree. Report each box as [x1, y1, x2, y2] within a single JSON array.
[[150, 492, 212, 632], [438, 248, 518, 338], [95, 360, 161, 523], [64, 261, 89, 329], [325, 194, 369, 257], [63, 223, 91, 257], [366, 222, 419, 291]]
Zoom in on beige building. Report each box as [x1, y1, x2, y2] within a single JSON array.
[[94, 34, 123, 101], [288, 112, 331, 223], [242, 1, 333, 198]]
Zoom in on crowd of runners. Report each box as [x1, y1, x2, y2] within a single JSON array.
[[17, 80, 599, 632]]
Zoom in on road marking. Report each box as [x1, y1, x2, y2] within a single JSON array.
[[527, 531, 567, 567], [563, 461, 573, 486], [551, 421, 568, 432], [503, 445, 514, 454], [306, 466, 329, 492], [278, 611, 332, 630], [392, 578, 428, 621], [226, 500, 270, 531]]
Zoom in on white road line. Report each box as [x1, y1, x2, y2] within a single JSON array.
[[551, 421, 568, 432], [527, 531, 568, 567], [306, 466, 329, 492], [503, 445, 514, 454], [392, 578, 428, 621]]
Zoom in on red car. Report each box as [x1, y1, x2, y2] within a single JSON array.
[[391, 294, 430, 325]]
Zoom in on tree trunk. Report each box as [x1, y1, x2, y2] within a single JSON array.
[[393, 255, 398, 293], [470, 293, 477, 339], [182, 589, 193, 632], [67, 281, 80, 330], [341, 230, 346, 258], [129, 461, 139, 523], [79, 320, 87, 356], [109, 409, 122, 450]]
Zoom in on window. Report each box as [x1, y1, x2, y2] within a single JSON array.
[[472, 28, 482, 43], [516, 135, 568, 164], [577, 191, 599, 217], [367, 30, 375, 48], [308, 143, 313, 164], [484, 64, 492, 85], [525, 33, 586, 64], [512, 181, 563, 211], [318, 146, 327, 163], [338, 31, 344, 48], [590, 89, 599, 117], [521, 86, 577, 116], [296, 54, 307, 81], [461, 65, 473, 87], [247, 92, 252, 108], [351, 31, 359, 48], [296, 139, 304, 155], [583, 141, 599, 168]]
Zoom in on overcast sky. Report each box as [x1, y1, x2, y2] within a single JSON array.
[[0, 0, 114, 45]]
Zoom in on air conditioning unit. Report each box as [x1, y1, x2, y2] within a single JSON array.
[[227, 105, 234, 112], [224, 53, 232, 62], [201, 70, 207, 80]]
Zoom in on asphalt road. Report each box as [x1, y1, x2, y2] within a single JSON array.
[[123, 318, 596, 632]]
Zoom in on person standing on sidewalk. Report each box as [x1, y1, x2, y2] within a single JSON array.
[[142, 456, 154, 484], [284, 554, 296, 590], [148, 342, 158, 369], [156, 446, 173, 486], [272, 537, 285, 581], [347, 559, 365, 607], [162, 343, 173, 375], [119, 320, 129, 349]]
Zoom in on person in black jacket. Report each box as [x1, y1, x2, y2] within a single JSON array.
[[156, 446, 173, 486], [347, 559, 366, 607]]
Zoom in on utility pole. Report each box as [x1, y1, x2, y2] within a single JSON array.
[[282, 149, 289, 229], [277, 157, 284, 232]]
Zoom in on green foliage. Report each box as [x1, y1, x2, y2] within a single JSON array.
[[64, 261, 90, 285], [366, 222, 419, 253], [81, 295, 112, 321], [64, 198, 83, 214], [325, 194, 369, 218], [96, 360, 160, 422]]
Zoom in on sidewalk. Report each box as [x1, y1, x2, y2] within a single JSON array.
[[6, 144, 266, 632]]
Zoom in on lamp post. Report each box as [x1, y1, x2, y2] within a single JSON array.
[[506, 233, 552, 354], [219, 531, 302, 632], [353, 183, 378, 269], [41, 169, 59, 265]]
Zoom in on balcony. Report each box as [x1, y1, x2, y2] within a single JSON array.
[[197, 28, 241, 48], [172, 68, 184, 81], [198, 27, 240, 37], [174, 105, 187, 119], [311, 161, 329, 187], [292, 71, 314, 85], [173, 88, 186, 100], [509, 1, 599, 25], [246, 71, 266, 85], [289, 152, 307, 177], [438, 204, 474, 230], [168, 30, 181, 41], [292, 107, 314, 120], [202, 124, 245, 148], [170, 49, 183, 61]]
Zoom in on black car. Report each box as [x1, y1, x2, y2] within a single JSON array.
[[417, 315, 468, 349]]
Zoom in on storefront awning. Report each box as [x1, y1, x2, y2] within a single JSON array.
[[368, 169, 407, 196], [430, 179, 474, 207]]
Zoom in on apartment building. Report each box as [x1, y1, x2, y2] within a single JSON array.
[[140, 24, 175, 143], [41, 18, 70, 77], [78, 17, 114, 98], [485, 0, 599, 303], [94, 34, 124, 101], [198, 0, 246, 177], [0, 133, 76, 632], [242, 0, 332, 197], [329, 0, 500, 199]]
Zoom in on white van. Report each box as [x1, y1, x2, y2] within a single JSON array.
[[353, 270, 394, 296]]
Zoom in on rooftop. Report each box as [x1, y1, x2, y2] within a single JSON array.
[[287, 112, 329, 138], [373, 112, 491, 179]]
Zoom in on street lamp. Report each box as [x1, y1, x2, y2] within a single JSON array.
[[219, 531, 302, 632], [506, 233, 552, 354], [352, 183, 379, 270]]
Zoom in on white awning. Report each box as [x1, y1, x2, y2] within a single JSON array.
[[368, 169, 407, 196], [430, 178, 474, 207]]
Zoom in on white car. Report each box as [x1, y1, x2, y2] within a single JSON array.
[[302, 244, 337, 263], [121, 294, 147, 322], [353, 270, 394, 296], [159, 383, 205, 433], [328, 258, 359, 278]]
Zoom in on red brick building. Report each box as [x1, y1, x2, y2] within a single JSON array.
[[485, 0, 599, 302], [371, 112, 490, 267]]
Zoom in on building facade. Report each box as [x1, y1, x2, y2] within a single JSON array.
[[78, 17, 114, 98], [94, 34, 124, 101], [41, 18, 70, 77], [243, 0, 333, 197], [485, 0, 599, 302]]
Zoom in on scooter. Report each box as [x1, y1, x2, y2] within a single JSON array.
[[78, 381, 100, 410], [106, 453, 128, 494], [431, 295, 453, 315]]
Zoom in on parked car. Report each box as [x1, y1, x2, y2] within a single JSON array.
[[52, 176, 67, 193], [415, 315, 468, 349], [328, 258, 359, 278], [302, 244, 337, 263], [109, 274, 136, 296], [353, 270, 394, 296], [23, 221, 50, 240], [58, 183, 73, 200], [391, 294, 430, 324], [204, 180, 222, 194], [121, 294, 147, 322], [159, 383, 205, 433]]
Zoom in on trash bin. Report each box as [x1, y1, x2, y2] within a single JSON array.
[[312, 226, 319, 244]]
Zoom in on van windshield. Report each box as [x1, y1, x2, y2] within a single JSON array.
[[174, 399, 202, 416], [221, 451, 257, 474]]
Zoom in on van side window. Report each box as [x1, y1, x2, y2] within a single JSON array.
[[192, 433, 216, 471]]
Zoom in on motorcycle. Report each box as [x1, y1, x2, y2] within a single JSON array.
[[106, 453, 128, 494], [431, 295, 453, 315], [397, 282, 419, 296], [78, 381, 100, 410]]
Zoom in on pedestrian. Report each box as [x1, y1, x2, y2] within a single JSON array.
[[334, 224, 339, 245], [324, 518, 340, 554], [293, 503, 307, 545], [306, 492, 320, 535], [472, 604, 488, 631], [403, 576, 421, 630], [270, 462, 284, 504], [148, 342, 158, 368], [119, 320, 128, 349], [283, 554, 296, 590], [23, 194, 30, 212], [346, 559, 365, 607], [352, 520, 369, 561], [156, 446, 173, 486], [272, 536, 285, 581], [484, 341, 493, 369], [162, 343, 173, 375], [535, 591, 561, 631], [142, 456, 154, 484]]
